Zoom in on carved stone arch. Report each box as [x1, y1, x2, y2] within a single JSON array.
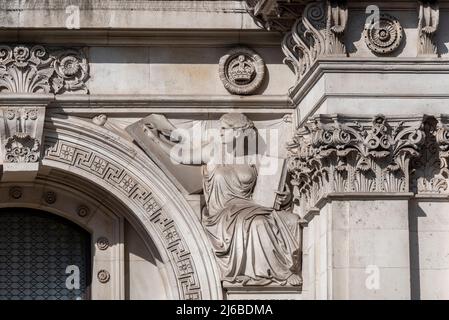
[[36, 115, 222, 300]]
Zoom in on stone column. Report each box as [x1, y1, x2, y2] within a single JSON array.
[[287, 114, 425, 299]]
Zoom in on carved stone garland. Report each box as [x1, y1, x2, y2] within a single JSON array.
[[364, 14, 404, 55], [219, 47, 265, 95], [287, 115, 425, 214], [0, 45, 88, 94]]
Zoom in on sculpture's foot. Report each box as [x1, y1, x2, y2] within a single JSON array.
[[287, 274, 303, 286]]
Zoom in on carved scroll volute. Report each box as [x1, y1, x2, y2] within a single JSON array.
[[282, 0, 348, 84], [0, 106, 46, 182], [418, 0, 439, 56]]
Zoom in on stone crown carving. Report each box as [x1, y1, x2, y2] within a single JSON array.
[[364, 14, 404, 55], [219, 47, 265, 95], [287, 114, 425, 215], [0, 45, 89, 94]]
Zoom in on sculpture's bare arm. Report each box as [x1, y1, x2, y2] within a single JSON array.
[[145, 114, 212, 165]]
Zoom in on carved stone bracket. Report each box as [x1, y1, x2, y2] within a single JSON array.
[[0, 106, 46, 181], [244, 0, 304, 32], [0, 45, 89, 94], [287, 114, 426, 215], [281, 0, 348, 84], [418, 0, 439, 56], [412, 115, 449, 194]]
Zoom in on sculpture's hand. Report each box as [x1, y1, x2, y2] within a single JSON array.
[[145, 114, 186, 145], [275, 187, 292, 209]]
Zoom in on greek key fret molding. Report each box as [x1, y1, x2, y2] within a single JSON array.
[[418, 0, 439, 56], [281, 0, 348, 84], [44, 139, 202, 300], [0, 45, 88, 94], [287, 114, 426, 215]]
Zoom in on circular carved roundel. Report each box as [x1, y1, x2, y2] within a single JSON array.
[[364, 14, 404, 54], [219, 47, 265, 95]]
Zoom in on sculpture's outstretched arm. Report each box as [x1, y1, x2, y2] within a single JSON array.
[[145, 114, 212, 165]]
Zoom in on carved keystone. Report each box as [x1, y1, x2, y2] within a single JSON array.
[[0, 106, 46, 181]]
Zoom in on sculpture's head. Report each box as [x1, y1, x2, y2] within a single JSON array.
[[219, 113, 255, 145]]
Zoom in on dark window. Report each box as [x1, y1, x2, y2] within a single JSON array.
[[0, 208, 91, 300]]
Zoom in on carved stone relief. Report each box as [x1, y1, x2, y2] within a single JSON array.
[[412, 115, 449, 194], [141, 113, 303, 287], [0, 45, 89, 94], [219, 47, 265, 95], [418, 0, 439, 56], [364, 14, 404, 55], [282, 0, 348, 83], [287, 114, 425, 214]]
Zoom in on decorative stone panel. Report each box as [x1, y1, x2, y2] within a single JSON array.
[[0, 45, 89, 94]]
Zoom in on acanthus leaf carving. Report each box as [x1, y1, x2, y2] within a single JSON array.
[[287, 114, 425, 215], [281, 0, 347, 84], [0, 45, 89, 94]]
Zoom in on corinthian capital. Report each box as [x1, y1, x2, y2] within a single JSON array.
[[287, 114, 425, 215]]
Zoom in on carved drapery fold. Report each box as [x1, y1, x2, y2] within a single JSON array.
[[287, 114, 426, 215], [418, 0, 439, 56], [0, 45, 89, 94]]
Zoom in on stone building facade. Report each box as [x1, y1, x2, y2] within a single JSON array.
[[0, 0, 448, 300]]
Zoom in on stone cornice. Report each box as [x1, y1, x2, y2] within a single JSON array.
[[289, 57, 449, 106], [0, 29, 283, 47], [0, 93, 292, 114]]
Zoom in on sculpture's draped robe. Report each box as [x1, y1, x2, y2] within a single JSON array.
[[202, 163, 301, 285]]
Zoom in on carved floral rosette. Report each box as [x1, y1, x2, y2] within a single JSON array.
[[287, 114, 425, 215], [364, 13, 404, 55], [0, 45, 89, 94]]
